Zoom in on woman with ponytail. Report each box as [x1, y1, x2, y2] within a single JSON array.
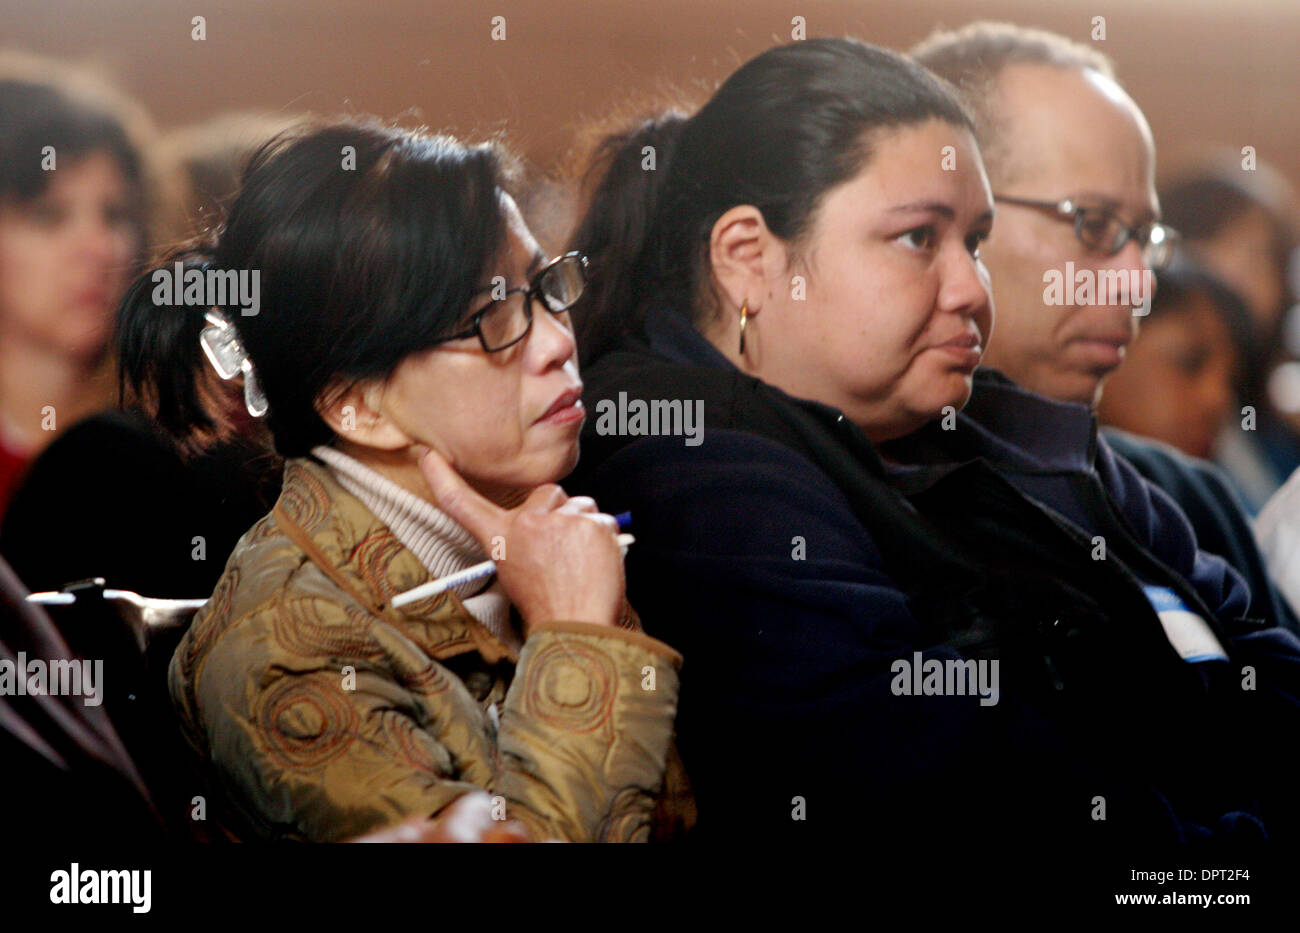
[[119, 119, 681, 842], [566, 38, 1300, 846]]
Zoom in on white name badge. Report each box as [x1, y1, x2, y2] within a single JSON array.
[[1143, 585, 1229, 663]]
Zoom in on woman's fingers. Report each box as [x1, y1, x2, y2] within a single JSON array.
[[579, 511, 620, 534], [518, 483, 569, 514], [417, 450, 619, 561], [530, 493, 619, 537], [559, 496, 600, 514], [417, 447, 507, 545]]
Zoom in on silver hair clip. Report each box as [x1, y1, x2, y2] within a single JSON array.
[[199, 310, 268, 417]]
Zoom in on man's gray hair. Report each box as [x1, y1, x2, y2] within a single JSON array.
[[911, 21, 1116, 183]]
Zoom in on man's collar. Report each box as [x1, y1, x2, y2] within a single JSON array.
[[960, 368, 1098, 473]]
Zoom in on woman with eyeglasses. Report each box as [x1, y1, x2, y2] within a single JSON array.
[[566, 39, 1300, 846], [118, 119, 682, 842]]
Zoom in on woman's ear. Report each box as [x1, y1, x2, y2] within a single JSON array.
[[316, 379, 411, 451], [708, 205, 782, 315]]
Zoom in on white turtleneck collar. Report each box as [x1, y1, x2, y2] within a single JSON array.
[[311, 445, 518, 650]]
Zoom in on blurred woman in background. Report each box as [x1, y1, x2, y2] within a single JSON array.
[[1098, 258, 1251, 459], [0, 53, 159, 516], [1, 107, 287, 599]]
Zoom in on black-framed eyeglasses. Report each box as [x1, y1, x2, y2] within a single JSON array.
[[433, 251, 589, 353], [993, 195, 1180, 270]]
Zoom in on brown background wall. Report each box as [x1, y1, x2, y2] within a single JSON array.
[[4, 0, 1296, 189]]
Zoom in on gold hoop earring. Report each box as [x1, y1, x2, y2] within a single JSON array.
[[738, 301, 749, 356]]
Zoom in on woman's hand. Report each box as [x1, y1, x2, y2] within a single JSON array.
[[417, 447, 625, 632]]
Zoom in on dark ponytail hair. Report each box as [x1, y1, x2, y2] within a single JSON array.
[[570, 38, 974, 360], [569, 111, 690, 364], [117, 119, 514, 458], [117, 251, 220, 444]]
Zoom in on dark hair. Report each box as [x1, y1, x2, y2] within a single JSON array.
[[117, 119, 515, 458], [1148, 258, 1253, 366], [0, 53, 154, 255], [568, 38, 974, 363]]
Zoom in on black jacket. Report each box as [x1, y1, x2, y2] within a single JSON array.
[[568, 310, 1300, 845]]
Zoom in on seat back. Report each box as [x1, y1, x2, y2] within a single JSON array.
[[27, 579, 210, 838]]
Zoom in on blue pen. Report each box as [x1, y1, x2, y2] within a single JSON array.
[[391, 512, 634, 608]]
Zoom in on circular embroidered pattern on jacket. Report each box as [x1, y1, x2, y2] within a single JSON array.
[[596, 785, 655, 843], [380, 712, 449, 774], [270, 598, 386, 660], [395, 660, 454, 695], [520, 641, 616, 734], [259, 677, 358, 769], [351, 529, 406, 599], [279, 465, 332, 534], [242, 514, 280, 546]]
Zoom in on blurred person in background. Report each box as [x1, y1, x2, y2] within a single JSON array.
[[0, 110, 292, 598], [914, 22, 1298, 633], [1098, 258, 1250, 460], [0, 52, 161, 517], [157, 110, 305, 240], [1162, 160, 1300, 511]]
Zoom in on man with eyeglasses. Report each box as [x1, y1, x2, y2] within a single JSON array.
[[895, 21, 1300, 845], [912, 21, 1297, 637]]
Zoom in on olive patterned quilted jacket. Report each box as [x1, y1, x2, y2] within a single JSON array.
[[168, 456, 683, 842]]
